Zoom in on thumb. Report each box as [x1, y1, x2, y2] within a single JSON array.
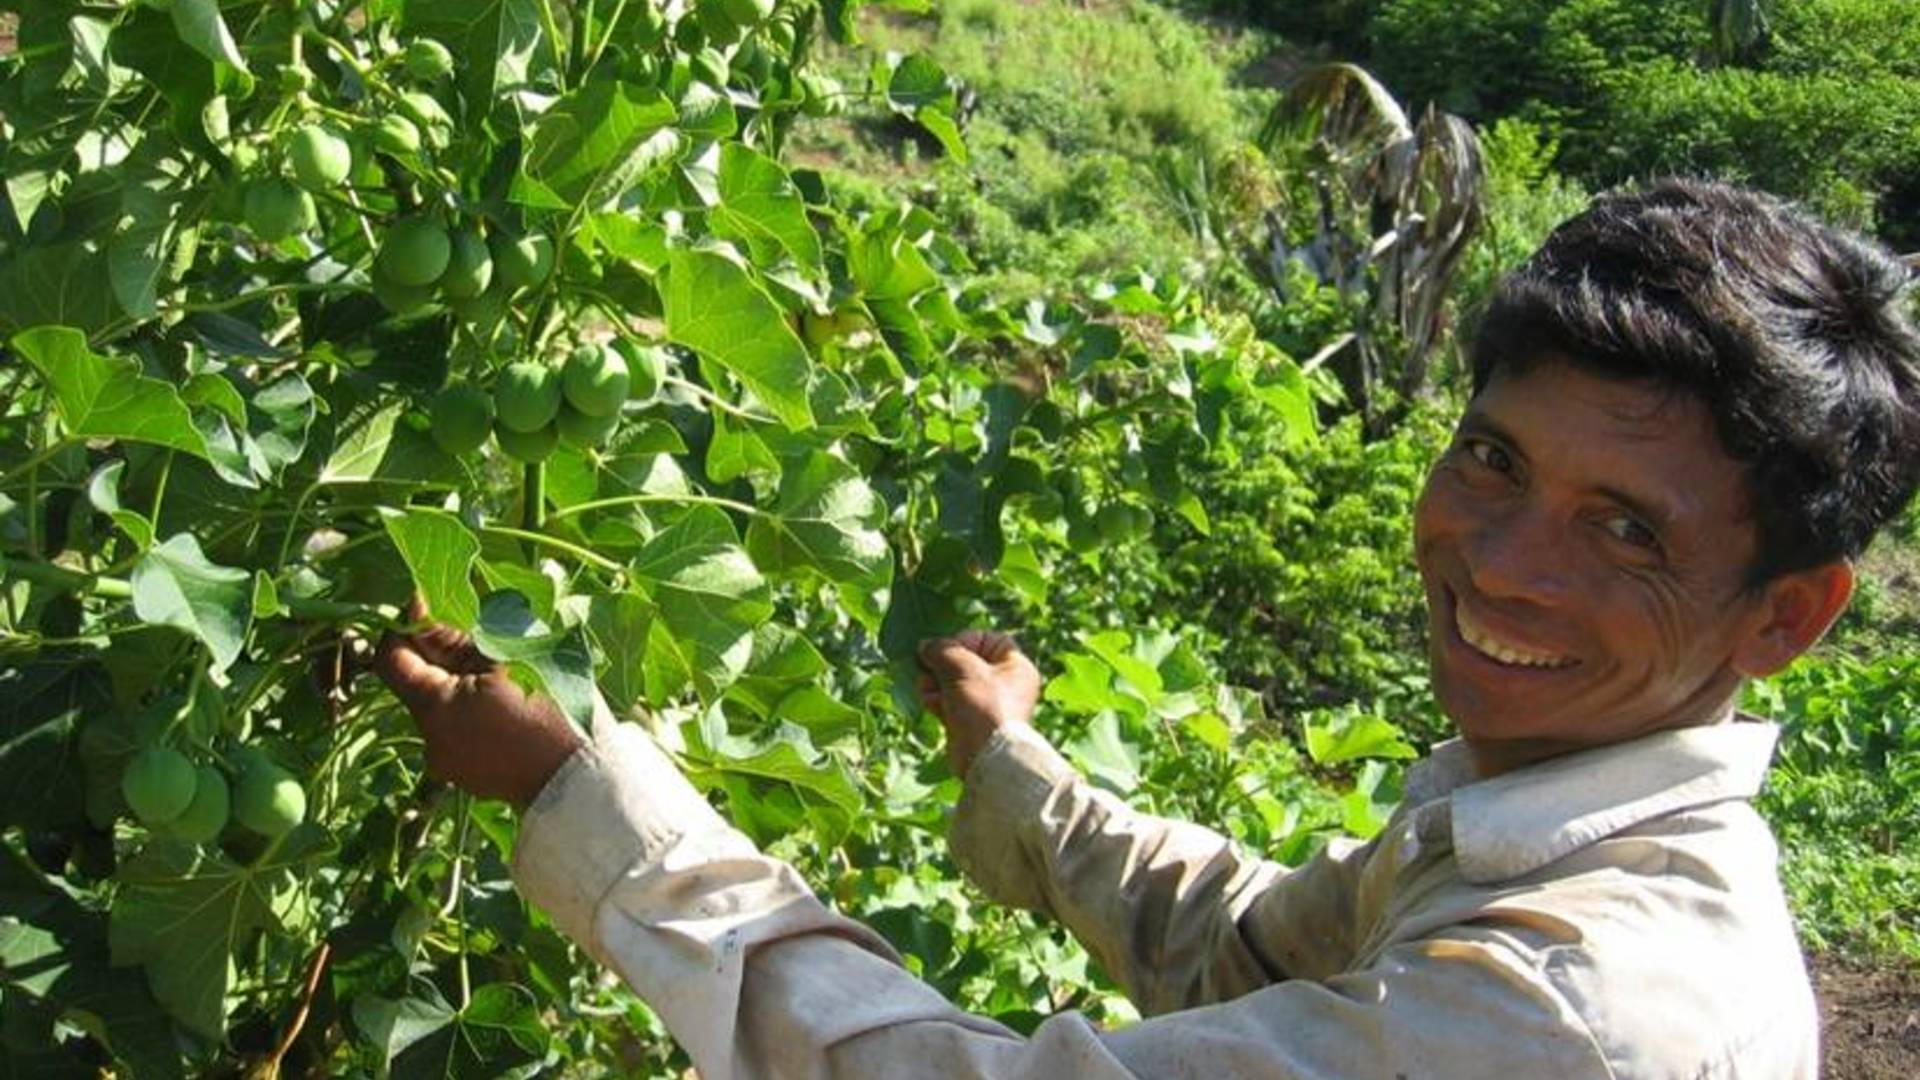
[[917, 636, 992, 683]]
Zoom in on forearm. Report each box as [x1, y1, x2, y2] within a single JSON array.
[[948, 725, 1292, 1014]]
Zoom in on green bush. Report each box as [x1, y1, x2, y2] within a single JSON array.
[[1748, 655, 1920, 961]]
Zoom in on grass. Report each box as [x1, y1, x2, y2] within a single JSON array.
[[789, 0, 1283, 293]]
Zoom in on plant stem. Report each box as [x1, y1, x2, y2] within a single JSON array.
[[150, 450, 175, 523], [478, 525, 623, 573], [545, 491, 762, 522], [0, 438, 70, 494], [523, 462, 546, 530]]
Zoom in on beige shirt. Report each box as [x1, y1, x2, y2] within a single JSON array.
[[513, 709, 1817, 1079]]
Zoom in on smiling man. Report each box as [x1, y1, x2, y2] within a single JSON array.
[[376, 180, 1920, 1078]]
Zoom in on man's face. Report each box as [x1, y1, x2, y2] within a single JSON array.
[[1413, 360, 1775, 766]]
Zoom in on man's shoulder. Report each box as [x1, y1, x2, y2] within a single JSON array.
[[1508, 802, 1817, 1077]]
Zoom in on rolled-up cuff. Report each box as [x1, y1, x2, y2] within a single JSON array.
[[511, 720, 736, 946]]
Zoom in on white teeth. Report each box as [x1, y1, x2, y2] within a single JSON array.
[[1454, 604, 1574, 669]]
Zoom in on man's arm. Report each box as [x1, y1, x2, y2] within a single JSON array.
[[374, 615, 1610, 1079], [921, 634, 1372, 1013], [515, 710, 1609, 1080]]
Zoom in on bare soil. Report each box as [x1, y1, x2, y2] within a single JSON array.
[[1814, 952, 1920, 1078]]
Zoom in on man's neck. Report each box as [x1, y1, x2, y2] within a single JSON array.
[[1466, 699, 1742, 780]]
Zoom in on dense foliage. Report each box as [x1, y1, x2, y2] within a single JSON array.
[[1186, 0, 1920, 245]]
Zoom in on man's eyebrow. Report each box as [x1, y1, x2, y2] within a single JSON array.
[[1456, 412, 1525, 461], [1458, 411, 1678, 529]]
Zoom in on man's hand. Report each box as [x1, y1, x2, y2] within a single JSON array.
[[374, 600, 584, 810], [917, 631, 1041, 780]]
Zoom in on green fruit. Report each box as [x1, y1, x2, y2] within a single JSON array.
[[438, 229, 493, 300], [244, 178, 317, 242], [692, 46, 730, 88], [371, 114, 422, 156], [378, 218, 451, 287], [1096, 503, 1135, 544], [721, 0, 776, 29], [561, 344, 630, 418], [401, 91, 453, 148], [494, 420, 560, 463], [623, 343, 669, 402], [288, 125, 352, 190], [405, 38, 455, 81], [122, 747, 197, 826], [431, 383, 495, 455], [556, 404, 622, 449], [372, 261, 437, 314], [494, 361, 562, 432], [492, 233, 555, 292], [164, 766, 230, 845], [233, 758, 306, 838]]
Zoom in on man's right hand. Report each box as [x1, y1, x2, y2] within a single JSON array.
[[917, 631, 1041, 780]]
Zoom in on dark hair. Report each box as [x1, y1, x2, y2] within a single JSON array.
[[1469, 178, 1920, 585]]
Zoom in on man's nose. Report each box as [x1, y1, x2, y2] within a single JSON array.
[[1463, 505, 1573, 607]]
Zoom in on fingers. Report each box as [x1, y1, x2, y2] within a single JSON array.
[[917, 636, 990, 681], [374, 631, 458, 713], [921, 630, 1027, 673]]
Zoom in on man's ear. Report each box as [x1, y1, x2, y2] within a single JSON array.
[[1732, 560, 1854, 678]]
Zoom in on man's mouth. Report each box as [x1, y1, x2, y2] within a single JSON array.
[[1453, 599, 1577, 670]]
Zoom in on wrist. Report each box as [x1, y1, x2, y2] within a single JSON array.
[[509, 728, 586, 810]]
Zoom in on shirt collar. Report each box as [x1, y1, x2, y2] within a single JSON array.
[[1406, 718, 1781, 885]]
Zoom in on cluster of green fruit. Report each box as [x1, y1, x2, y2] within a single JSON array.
[[232, 40, 459, 246], [118, 745, 307, 845], [429, 341, 670, 463], [371, 216, 556, 317]]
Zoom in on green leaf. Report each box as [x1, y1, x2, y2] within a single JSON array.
[[108, 828, 333, 1041], [745, 451, 892, 601], [632, 507, 773, 700], [472, 591, 598, 731], [725, 625, 831, 718], [1065, 711, 1140, 796], [1304, 710, 1418, 766], [0, 243, 122, 340], [687, 739, 862, 818], [586, 591, 652, 713], [0, 662, 97, 830], [130, 533, 252, 674], [168, 0, 249, 74], [389, 982, 548, 1079], [512, 80, 679, 210], [712, 144, 824, 271], [0, 848, 183, 1080], [381, 509, 481, 631], [401, 0, 552, 120], [318, 400, 459, 487], [666, 248, 814, 430], [13, 327, 211, 460]]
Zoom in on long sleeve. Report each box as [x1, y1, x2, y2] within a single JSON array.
[[511, 716, 1613, 1080], [947, 724, 1376, 1012]]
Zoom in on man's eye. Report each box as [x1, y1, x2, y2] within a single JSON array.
[[1603, 515, 1660, 550], [1466, 439, 1514, 474]]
